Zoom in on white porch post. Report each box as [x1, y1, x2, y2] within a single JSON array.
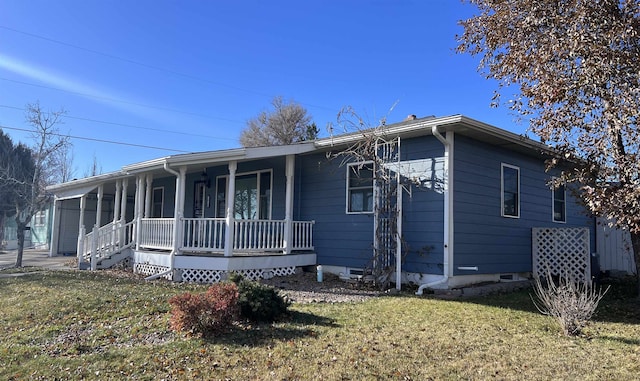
[[144, 174, 153, 218], [113, 180, 122, 224], [134, 175, 145, 250], [49, 198, 62, 257], [96, 184, 104, 228], [112, 180, 122, 248], [224, 161, 237, 257], [171, 167, 187, 255], [120, 178, 128, 221], [77, 194, 87, 268], [283, 155, 295, 254], [90, 225, 98, 271], [120, 178, 129, 248]]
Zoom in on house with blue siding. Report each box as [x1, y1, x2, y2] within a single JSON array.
[[46, 115, 594, 290]]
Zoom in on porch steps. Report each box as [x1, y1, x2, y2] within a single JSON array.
[[81, 247, 132, 270], [96, 248, 132, 269]]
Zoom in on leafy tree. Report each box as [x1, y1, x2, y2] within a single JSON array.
[[457, 0, 640, 294], [240, 96, 316, 147], [0, 103, 70, 266]]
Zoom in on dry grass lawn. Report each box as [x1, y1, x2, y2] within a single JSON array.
[[1, 269, 639, 380]]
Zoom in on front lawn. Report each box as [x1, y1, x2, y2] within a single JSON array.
[[1, 270, 639, 380]]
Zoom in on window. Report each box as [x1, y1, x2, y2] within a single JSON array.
[[553, 183, 566, 223], [33, 211, 46, 226], [215, 170, 272, 220], [501, 164, 520, 218], [347, 162, 374, 213], [193, 181, 207, 218], [215, 176, 226, 218], [152, 187, 164, 217]]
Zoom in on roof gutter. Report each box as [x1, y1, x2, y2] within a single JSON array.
[[416, 125, 451, 294]]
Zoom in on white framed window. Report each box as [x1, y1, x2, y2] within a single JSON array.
[[152, 187, 164, 217], [552, 181, 566, 223], [346, 162, 374, 214], [501, 163, 520, 218], [215, 169, 272, 220], [33, 211, 46, 227]]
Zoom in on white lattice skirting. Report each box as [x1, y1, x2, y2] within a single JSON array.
[[532, 227, 591, 282], [134, 263, 172, 280], [178, 266, 297, 284]]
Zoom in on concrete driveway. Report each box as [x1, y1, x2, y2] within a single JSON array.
[[0, 249, 75, 270]]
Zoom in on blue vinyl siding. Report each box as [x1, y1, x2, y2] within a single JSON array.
[[298, 153, 374, 268], [398, 136, 445, 274], [453, 134, 593, 275], [298, 135, 446, 272]]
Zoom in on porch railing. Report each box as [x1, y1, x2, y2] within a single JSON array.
[[137, 218, 314, 254], [139, 218, 174, 250], [182, 218, 226, 252], [82, 219, 135, 263], [292, 220, 315, 251], [234, 219, 285, 251]]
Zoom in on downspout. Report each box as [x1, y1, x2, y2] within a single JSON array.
[[162, 162, 180, 277], [416, 125, 451, 295]]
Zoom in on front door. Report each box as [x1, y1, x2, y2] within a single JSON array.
[[193, 181, 207, 218]]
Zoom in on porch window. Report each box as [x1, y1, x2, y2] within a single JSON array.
[[215, 170, 272, 219], [501, 163, 520, 218], [152, 187, 164, 217], [215, 177, 226, 218], [347, 162, 374, 214], [552, 182, 566, 223]]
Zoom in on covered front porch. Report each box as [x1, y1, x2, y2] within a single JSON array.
[[50, 145, 318, 282]]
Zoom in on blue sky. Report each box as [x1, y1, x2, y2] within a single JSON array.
[[0, 0, 526, 176]]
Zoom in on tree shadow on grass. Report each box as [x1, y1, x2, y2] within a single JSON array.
[[202, 310, 339, 347], [599, 335, 640, 346]]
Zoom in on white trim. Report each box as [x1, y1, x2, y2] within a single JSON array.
[[501, 163, 520, 219], [552, 179, 567, 223], [52, 183, 97, 201], [345, 161, 375, 214]]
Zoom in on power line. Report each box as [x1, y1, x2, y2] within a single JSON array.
[[0, 25, 338, 113], [0, 104, 237, 141], [0, 124, 190, 153]]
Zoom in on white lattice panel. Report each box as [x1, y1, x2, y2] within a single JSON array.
[[180, 269, 224, 283], [176, 266, 297, 284], [134, 263, 172, 280], [272, 266, 296, 277], [532, 227, 591, 282], [237, 269, 264, 281]]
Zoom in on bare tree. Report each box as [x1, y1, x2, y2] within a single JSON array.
[[327, 106, 416, 290], [457, 0, 640, 294], [83, 154, 102, 178], [53, 144, 76, 183], [240, 96, 316, 147], [1, 103, 71, 266]]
